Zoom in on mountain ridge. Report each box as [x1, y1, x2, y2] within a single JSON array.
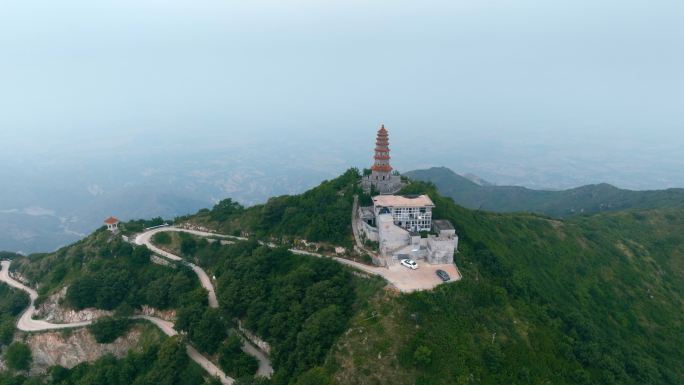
[[405, 166, 684, 217]]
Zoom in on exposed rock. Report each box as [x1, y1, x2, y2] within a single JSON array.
[[138, 305, 176, 322], [237, 320, 271, 355], [27, 325, 152, 375], [178, 223, 214, 233], [34, 286, 112, 323], [151, 254, 175, 267], [9, 270, 30, 286]]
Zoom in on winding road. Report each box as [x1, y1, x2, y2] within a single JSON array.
[[0, 222, 456, 383], [135, 227, 274, 378], [134, 227, 240, 309], [134, 315, 232, 383], [0, 259, 235, 384], [0, 261, 91, 331]]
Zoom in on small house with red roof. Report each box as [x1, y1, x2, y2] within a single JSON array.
[[104, 216, 120, 232]]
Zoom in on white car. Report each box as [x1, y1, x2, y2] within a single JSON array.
[[400, 259, 418, 270]]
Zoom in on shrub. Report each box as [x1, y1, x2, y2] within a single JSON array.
[[414, 345, 432, 366], [293, 367, 333, 385], [218, 333, 259, 378], [4, 342, 32, 371], [152, 232, 172, 245], [89, 317, 133, 343]]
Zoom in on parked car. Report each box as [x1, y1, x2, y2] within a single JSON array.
[[400, 259, 418, 270], [436, 269, 451, 282]]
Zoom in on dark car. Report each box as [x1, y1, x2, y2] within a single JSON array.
[[436, 269, 450, 282]]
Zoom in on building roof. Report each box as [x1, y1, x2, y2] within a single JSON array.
[[433, 219, 455, 231], [104, 216, 119, 225], [372, 194, 435, 208], [359, 207, 375, 219]]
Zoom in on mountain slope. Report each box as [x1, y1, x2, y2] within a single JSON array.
[[405, 167, 684, 217], [3, 170, 684, 385], [329, 181, 684, 385], [185, 168, 364, 246]]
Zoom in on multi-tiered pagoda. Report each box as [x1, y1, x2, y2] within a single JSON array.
[[362, 124, 403, 194]]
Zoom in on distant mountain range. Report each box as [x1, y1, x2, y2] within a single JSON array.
[[405, 167, 684, 217]]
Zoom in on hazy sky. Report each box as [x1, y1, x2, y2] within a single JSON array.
[[1, 0, 683, 188]]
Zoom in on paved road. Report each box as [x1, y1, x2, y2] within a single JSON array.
[[0, 261, 234, 385], [136, 227, 274, 377], [241, 338, 274, 377], [135, 228, 221, 308], [141, 226, 460, 293], [135, 315, 233, 385], [0, 261, 92, 331]]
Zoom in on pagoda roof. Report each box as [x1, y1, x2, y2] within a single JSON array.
[[104, 216, 120, 225]]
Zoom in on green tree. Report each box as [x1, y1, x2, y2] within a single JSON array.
[[4, 342, 32, 371], [210, 199, 244, 222], [293, 367, 333, 385], [413, 345, 432, 366], [152, 232, 172, 245], [218, 334, 259, 378], [181, 236, 198, 256], [89, 317, 132, 343], [190, 309, 227, 355]]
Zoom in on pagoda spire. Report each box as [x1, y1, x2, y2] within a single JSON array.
[[372, 124, 392, 173], [363, 123, 403, 194]]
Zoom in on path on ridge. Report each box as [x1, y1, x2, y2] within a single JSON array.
[[138, 226, 460, 293]]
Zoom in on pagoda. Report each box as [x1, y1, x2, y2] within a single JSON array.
[[362, 124, 403, 194]]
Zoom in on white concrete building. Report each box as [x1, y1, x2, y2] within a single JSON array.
[[358, 195, 458, 265], [372, 194, 434, 232]]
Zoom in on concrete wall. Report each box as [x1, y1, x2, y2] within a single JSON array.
[[377, 214, 410, 256], [426, 234, 458, 264], [359, 220, 379, 242]]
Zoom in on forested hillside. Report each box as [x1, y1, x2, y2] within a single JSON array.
[[406, 167, 684, 217], [0, 335, 222, 385], [2, 213, 381, 385], [2, 170, 683, 385], [185, 169, 365, 247], [11, 229, 200, 312], [0, 285, 29, 348], [329, 181, 684, 385]]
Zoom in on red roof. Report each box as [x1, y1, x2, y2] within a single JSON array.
[[104, 216, 119, 225]]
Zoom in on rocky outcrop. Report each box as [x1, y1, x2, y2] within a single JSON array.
[[150, 254, 175, 267], [177, 223, 214, 233], [27, 325, 154, 375], [237, 320, 271, 355], [34, 287, 112, 323], [138, 305, 176, 322]]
